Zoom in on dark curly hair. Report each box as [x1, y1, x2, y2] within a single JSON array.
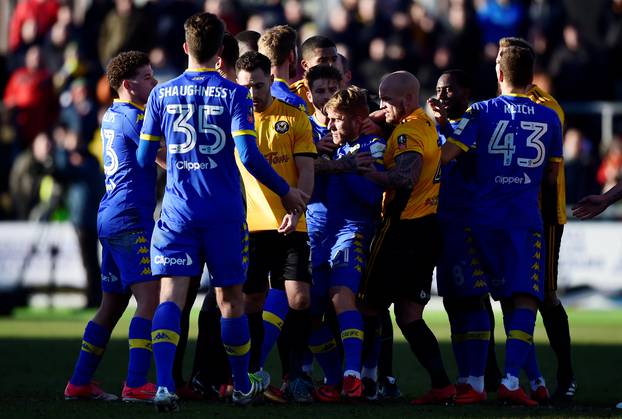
[[235, 51, 271, 76], [106, 51, 150, 91]]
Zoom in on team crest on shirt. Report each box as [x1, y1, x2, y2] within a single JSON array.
[[275, 120, 290, 134], [397, 134, 408, 149]]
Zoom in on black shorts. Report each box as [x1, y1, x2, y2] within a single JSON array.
[[243, 231, 311, 294], [358, 214, 440, 309], [544, 223, 564, 292]]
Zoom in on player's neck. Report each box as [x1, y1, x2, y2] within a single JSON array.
[[500, 82, 528, 96], [271, 65, 290, 83], [313, 110, 328, 126], [187, 55, 219, 71], [117, 89, 144, 107]]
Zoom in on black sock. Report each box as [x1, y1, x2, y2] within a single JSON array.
[[362, 315, 381, 368], [483, 297, 502, 390], [378, 309, 394, 378], [282, 307, 312, 379], [400, 319, 450, 388], [247, 311, 264, 373], [540, 302, 574, 382], [192, 309, 230, 387]]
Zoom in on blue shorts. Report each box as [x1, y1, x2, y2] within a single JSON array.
[[436, 221, 488, 298], [472, 226, 545, 301], [100, 230, 157, 294], [312, 228, 370, 298], [150, 218, 249, 288], [308, 226, 330, 269]]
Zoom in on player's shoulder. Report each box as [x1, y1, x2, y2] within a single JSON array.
[[361, 134, 387, 158], [274, 98, 308, 119], [290, 79, 306, 92]]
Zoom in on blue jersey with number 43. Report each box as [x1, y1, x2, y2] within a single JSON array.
[[140, 69, 256, 227], [448, 94, 563, 229], [98, 100, 157, 238]]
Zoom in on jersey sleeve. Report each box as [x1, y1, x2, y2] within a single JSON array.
[[390, 125, 424, 160], [547, 111, 563, 162], [123, 109, 143, 146], [293, 113, 317, 156], [139, 90, 162, 142], [231, 86, 256, 138], [369, 137, 387, 169], [447, 104, 481, 152]]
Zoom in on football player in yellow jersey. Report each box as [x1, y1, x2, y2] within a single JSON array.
[[290, 36, 339, 115], [497, 37, 576, 404], [359, 71, 456, 405], [235, 51, 317, 403]]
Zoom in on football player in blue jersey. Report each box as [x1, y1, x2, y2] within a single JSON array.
[[136, 13, 308, 412], [64, 51, 161, 403], [430, 70, 492, 404], [310, 86, 386, 402], [305, 65, 342, 145], [258, 25, 309, 114], [441, 44, 563, 407]]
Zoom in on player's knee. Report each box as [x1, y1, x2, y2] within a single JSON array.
[[244, 292, 265, 313], [287, 291, 310, 310], [330, 287, 356, 314], [217, 286, 245, 317]]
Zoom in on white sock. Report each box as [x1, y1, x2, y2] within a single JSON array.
[[361, 366, 378, 381], [501, 374, 520, 391], [467, 376, 485, 393], [530, 376, 546, 391], [344, 370, 361, 379]]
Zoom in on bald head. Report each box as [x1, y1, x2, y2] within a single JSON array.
[[379, 71, 420, 124]]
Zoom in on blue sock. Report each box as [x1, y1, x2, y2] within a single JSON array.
[[70, 321, 111, 385], [524, 342, 543, 381], [126, 316, 152, 388], [259, 289, 289, 368], [465, 309, 491, 378], [338, 310, 364, 376], [309, 323, 342, 385], [302, 347, 314, 375], [151, 302, 181, 392], [504, 308, 536, 378], [448, 312, 468, 381], [221, 315, 251, 393]]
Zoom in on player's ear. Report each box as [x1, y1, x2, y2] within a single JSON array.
[[300, 59, 309, 71], [270, 74, 274, 84], [182, 42, 189, 56], [216, 57, 223, 70], [121, 78, 131, 92], [306, 89, 313, 104]]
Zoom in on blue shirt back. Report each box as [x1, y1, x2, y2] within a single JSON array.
[[98, 100, 156, 237], [448, 94, 563, 229], [437, 119, 477, 221], [306, 115, 331, 229], [141, 69, 255, 227], [325, 134, 386, 231], [271, 79, 308, 114]]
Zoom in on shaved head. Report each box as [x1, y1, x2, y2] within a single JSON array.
[[379, 71, 420, 124]]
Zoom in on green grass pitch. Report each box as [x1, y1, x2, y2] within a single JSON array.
[[1, 307, 621, 418]]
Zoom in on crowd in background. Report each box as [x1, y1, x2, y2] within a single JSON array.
[[1, 0, 622, 226]]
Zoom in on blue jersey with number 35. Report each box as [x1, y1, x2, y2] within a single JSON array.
[[98, 100, 157, 238], [140, 69, 256, 227], [448, 94, 563, 229]]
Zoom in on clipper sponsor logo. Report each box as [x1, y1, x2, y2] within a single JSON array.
[[494, 173, 531, 185], [154, 253, 193, 266], [175, 159, 217, 170]]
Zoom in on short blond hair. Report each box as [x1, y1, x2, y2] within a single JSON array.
[[324, 86, 369, 117], [258, 25, 297, 67]]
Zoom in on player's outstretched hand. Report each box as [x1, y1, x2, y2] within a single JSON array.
[[427, 97, 448, 127], [369, 109, 387, 123], [360, 118, 384, 137], [353, 151, 374, 173], [281, 187, 309, 214], [572, 194, 610, 220], [277, 212, 300, 235], [317, 133, 338, 155]]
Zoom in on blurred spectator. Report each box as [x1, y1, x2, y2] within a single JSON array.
[[3, 45, 58, 149], [59, 78, 98, 145], [605, 0, 622, 98], [9, 131, 59, 220], [205, 0, 245, 34], [475, 0, 526, 46], [236, 30, 261, 55], [564, 127, 600, 204], [97, 0, 154, 69], [8, 0, 60, 55], [597, 135, 622, 192], [51, 126, 104, 308], [549, 23, 597, 100], [153, 0, 200, 73], [41, 3, 76, 75], [284, 0, 311, 31]]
